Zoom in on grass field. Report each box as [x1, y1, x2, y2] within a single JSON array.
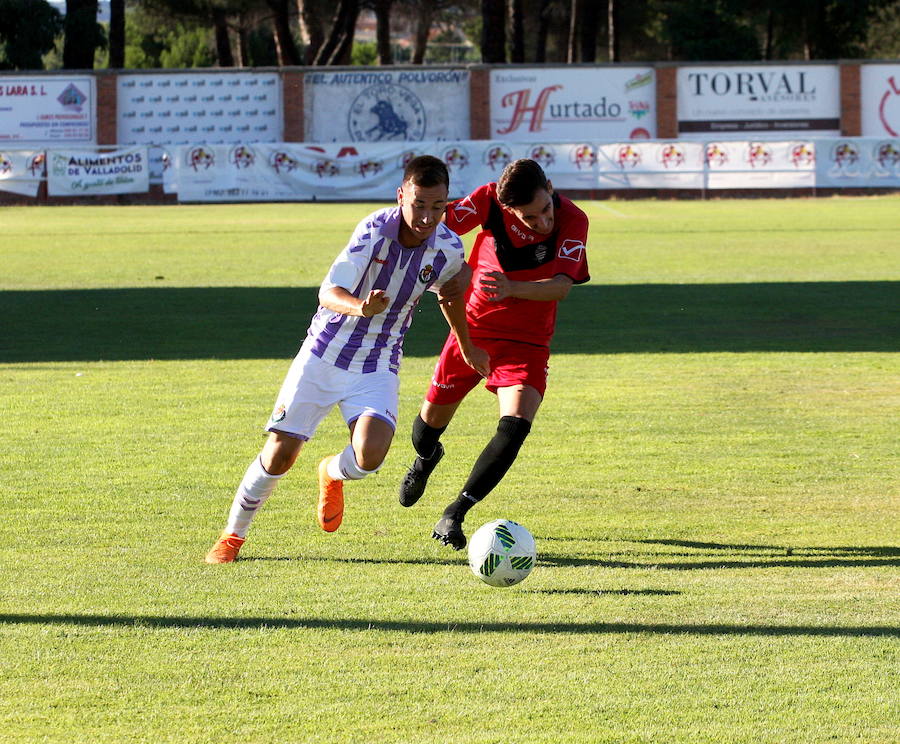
[[1, 197, 898, 743]]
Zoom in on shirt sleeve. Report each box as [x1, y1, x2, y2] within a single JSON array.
[[426, 229, 466, 294], [551, 207, 590, 285], [445, 183, 494, 236], [320, 217, 374, 295]]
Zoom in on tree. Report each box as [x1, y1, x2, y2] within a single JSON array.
[[313, 0, 360, 64], [298, 0, 327, 63], [373, 0, 393, 64], [108, 0, 125, 67], [480, 0, 505, 62], [63, 0, 107, 69], [508, 0, 524, 62], [0, 0, 63, 70], [266, 0, 300, 65]]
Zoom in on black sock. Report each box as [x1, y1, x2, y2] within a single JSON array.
[[412, 414, 446, 462], [443, 416, 532, 521]]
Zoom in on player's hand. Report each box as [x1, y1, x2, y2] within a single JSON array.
[[461, 344, 491, 378], [361, 289, 390, 317], [437, 263, 472, 305], [480, 270, 513, 301]]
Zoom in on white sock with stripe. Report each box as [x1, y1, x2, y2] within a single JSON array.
[[225, 456, 284, 538]]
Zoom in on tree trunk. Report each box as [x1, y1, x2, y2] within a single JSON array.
[[481, 0, 505, 63], [374, 0, 393, 64], [411, 0, 434, 65], [298, 0, 325, 64], [764, 7, 774, 61], [108, 0, 124, 68], [567, 0, 579, 63], [236, 24, 250, 67], [314, 0, 359, 65], [535, 0, 550, 62], [607, 0, 617, 62], [63, 0, 100, 69], [213, 8, 235, 67], [509, 0, 525, 63], [579, 0, 598, 62], [268, 0, 301, 65]]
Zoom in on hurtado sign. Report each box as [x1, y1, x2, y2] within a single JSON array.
[[677, 64, 841, 139], [490, 67, 656, 141]]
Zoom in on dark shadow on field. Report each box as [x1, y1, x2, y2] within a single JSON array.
[[536, 538, 900, 571], [0, 613, 896, 638], [2, 281, 897, 362]]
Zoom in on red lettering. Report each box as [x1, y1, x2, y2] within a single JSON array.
[[496, 85, 562, 135], [337, 146, 359, 158]]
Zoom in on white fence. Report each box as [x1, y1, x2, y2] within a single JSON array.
[[2, 138, 899, 200]]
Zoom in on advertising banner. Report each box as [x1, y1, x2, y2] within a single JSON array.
[[677, 65, 840, 139], [47, 147, 150, 196], [860, 64, 900, 137], [304, 69, 470, 143], [815, 138, 900, 187], [117, 72, 282, 182], [490, 67, 656, 142], [0, 150, 44, 197], [0, 76, 95, 145], [704, 140, 816, 188]]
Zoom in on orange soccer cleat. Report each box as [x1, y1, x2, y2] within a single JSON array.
[[204, 532, 245, 564], [317, 456, 344, 532]]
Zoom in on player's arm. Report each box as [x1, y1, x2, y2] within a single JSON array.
[[439, 296, 490, 377], [479, 272, 573, 302], [319, 286, 389, 317]]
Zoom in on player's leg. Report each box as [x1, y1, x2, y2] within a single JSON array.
[[206, 346, 338, 562], [400, 335, 482, 507], [433, 340, 548, 550], [317, 369, 399, 532], [433, 385, 540, 549]]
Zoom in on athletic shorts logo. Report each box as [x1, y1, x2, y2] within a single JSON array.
[[270, 404, 286, 424], [558, 239, 585, 262]]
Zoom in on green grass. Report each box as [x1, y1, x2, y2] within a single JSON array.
[[1, 197, 898, 743]]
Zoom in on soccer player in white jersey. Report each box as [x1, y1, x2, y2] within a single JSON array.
[[205, 156, 490, 563]]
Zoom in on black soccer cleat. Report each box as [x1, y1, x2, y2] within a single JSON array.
[[432, 515, 466, 551], [399, 442, 444, 507]]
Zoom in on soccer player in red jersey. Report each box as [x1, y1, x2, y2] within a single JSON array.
[[399, 158, 590, 549]]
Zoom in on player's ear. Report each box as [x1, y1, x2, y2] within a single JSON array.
[[546, 180, 553, 196], [396, 186, 403, 205]]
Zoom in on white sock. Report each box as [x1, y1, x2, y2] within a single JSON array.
[[327, 444, 378, 481], [225, 456, 285, 538]]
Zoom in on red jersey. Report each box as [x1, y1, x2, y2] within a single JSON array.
[[445, 183, 590, 348]]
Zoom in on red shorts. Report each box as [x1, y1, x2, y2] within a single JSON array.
[[425, 335, 550, 405]]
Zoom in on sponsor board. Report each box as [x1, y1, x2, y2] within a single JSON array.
[[0, 76, 95, 144], [860, 64, 900, 138], [0, 150, 45, 197], [677, 65, 840, 139], [47, 147, 150, 196], [490, 67, 655, 141]]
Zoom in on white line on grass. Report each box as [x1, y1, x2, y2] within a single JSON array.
[[596, 202, 630, 218]]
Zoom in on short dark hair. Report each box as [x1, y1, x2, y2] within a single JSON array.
[[402, 155, 449, 190], [496, 158, 550, 207]]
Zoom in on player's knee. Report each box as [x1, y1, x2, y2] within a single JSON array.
[[261, 433, 303, 475]]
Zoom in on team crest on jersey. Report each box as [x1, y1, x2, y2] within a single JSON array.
[[418, 264, 436, 284], [270, 404, 286, 424]]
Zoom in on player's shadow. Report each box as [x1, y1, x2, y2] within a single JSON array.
[[0, 612, 896, 638], [2, 281, 897, 362], [536, 537, 900, 571]]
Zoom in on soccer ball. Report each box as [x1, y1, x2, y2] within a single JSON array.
[[467, 519, 537, 587]]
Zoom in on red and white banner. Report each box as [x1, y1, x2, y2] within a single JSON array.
[[704, 140, 816, 188], [860, 64, 900, 138], [490, 67, 656, 142], [0, 150, 44, 197]]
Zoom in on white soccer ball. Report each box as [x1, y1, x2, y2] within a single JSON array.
[[467, 519, 537, 587]]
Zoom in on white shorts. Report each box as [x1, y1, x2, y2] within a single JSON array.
[[265, 340, 400, 441]]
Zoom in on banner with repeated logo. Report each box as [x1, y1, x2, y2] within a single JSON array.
[[677, 65, 840, 140], [0, 150, 45, 197], [116, 72, 282, 184], [490, 67, 656, 142], [704, 140, 816, 188], [304, 69, 470, 142], [860, 64, 900, 138], [815, 137, 900, 187], [47, 147, 149, 196], [0, 76, 95, 145]]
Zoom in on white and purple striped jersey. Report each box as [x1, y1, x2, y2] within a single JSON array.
[[305, 206, 465, 375]]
